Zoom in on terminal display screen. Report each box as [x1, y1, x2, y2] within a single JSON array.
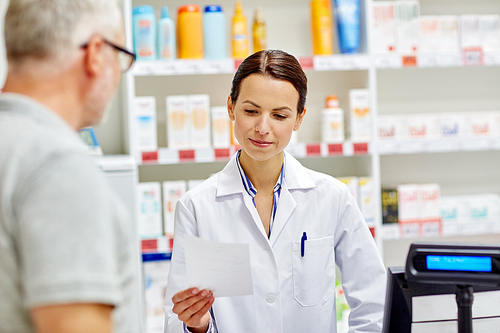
[[426, 255, 492, 272]]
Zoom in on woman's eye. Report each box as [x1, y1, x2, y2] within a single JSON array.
[[274, 114, 287, 120], [245, 110, 256, 114]]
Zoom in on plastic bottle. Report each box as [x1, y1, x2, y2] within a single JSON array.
[[132, 5, 156, 61], [231, 1, 249, 60], [177, 5, 204, 59], [157, 7, 176, 60], [203, 5, 227, 60], [252, 7, 267, 53], [310, 0, 334, 56], [321, 95, 345, 143], [333, 0, 361, 53]]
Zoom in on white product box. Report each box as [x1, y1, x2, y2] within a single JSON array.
[[480, 15, 500, 52], [377, 115, 405, 141], [211, 106, 231, 148], [406, 114, 440, 140], [467, 112, 494, 138], [133, 96, 158, 152], [372, 2, 397, 54], [418, 184, 441, 219], [321, 108, 345, 143], [397, 184, 419, 222], [143, 254, 171, 333], [419, 16, 440, 54], [440, 112, 467, 139], [438, 16, 460, 54], [166, 95, 190, 149], [465, 194, 500, 234], [162, 181, 187, 236], [395, 1, 420, 55], [338, 177, 359, 206], [460, 15, 482, 50], [349, 89, 371, 142], [440, 196, 469, 236], [188, 179, 206, 190], [188, 94, 211, 148], [359, 177, 375, 224], [137, 182, 163, 237]]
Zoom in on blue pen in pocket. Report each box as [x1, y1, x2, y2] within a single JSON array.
[[301, 232, 307, 257]]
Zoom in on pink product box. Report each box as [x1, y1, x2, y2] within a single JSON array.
[[406, 114, 440, 140]]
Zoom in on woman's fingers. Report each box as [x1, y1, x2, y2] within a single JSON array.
[[172, 288, 214, 328]]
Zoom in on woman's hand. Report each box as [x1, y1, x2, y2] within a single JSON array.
[[172, 288, 214, 333]]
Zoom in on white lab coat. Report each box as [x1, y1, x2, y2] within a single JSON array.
[[164, 152, 386, 333]]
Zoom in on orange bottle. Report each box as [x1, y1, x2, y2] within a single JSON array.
[[310, 0, 334, 55], [177, 5, 204, 59], [252, 7, 267, 53], [232, 1, 249, 59]]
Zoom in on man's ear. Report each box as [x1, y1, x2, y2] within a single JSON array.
[[227, 96, 235, 121], [82, 35, 105, 77]]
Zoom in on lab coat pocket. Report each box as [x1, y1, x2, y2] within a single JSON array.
[[292, 236, 336, 307]]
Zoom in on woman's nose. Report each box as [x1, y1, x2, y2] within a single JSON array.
[[255, 115, 270, 135]]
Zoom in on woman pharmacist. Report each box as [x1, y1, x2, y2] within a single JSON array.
[[164, 50, 386, 333]]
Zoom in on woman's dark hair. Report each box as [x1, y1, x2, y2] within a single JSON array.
[[230, 50, 308, 115]]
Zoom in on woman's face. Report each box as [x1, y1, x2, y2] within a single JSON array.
[[228, 74, 306, 163]]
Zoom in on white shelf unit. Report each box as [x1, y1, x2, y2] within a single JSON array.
[[122, 0, 500, 267]]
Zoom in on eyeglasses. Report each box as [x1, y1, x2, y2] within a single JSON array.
[[80, 37, 136, 73]]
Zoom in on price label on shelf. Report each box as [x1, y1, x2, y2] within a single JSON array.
[[133, 61, 158, 76], [141, 151, 158, 163], [463, 47, 484, 66], [328, 143, 343, 155], [400, 222, 419, 239], [438, 53, 462, 67], [298, 57, 314, 70], [182, 60, 209, 74], [402, 56, 417, 67], [483, 51, 500, 66], [421, 220, 442, 238], [194, 148, 213, 163], [159, 61, 181, 75], [418, 54, 439, 68], [313, 56, 336, 71], [214, 148, 231, 160], [374, 55, 402, 69], [353, 142, 369, 155], [178, 149, 195, 161], [306, 143, 322, 156], [205, 59, 234, 74]]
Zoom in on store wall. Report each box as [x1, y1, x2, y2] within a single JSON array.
[[0, 0, 7, 87]]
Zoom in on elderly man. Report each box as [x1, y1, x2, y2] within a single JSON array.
[[0, 1, 140, 332]]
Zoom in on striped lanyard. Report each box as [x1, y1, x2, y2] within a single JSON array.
[[235, 152, 284, 238]]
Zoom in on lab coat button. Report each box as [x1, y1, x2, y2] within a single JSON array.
[[266, 293, 276, 303]]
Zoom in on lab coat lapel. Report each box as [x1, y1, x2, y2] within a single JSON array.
[[269, 182, 296, 246]]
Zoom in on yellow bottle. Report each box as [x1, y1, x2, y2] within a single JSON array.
[[310, 0, 334, 55], [252, 7, 267, 53], [232, 1, 249, 59]]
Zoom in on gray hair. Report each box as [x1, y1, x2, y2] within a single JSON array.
[[5, 0, 123, 66]]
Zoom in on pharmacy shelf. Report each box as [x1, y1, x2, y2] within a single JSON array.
[[374, 51, 500, 69], [377, 137, 500, 155], [130, 51, 500, 76], [381, 222, 500, 241], [137, 141, 371, 165], [131, 54, 371, 77]]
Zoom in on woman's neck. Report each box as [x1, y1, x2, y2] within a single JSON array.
[[238, 150, 284, 191]]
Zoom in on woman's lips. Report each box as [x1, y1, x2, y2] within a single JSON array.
[[249, 138, 273, 147]]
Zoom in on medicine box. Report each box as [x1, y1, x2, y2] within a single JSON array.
[[406, 114, 440, 140], [137, 182, 163, 237], [480, 15, 500, 52], [372, 2, 397, 54], [188, 94, 211, 148], [211, 106, 231, 148], [338, 177, 359, 206], [133, 96, 158, 152], [420, 16, 440, 54], [395, 1, 420, 55], [377, 115, 405, 141], [381, 188, 398, 224], [460, 15, 482, 50], [162, 181, 187, 236], [359, 177, 375, 224], [438, 16, 460, 54], [321, 108, 345, 143], [397, 184, 419, 222], [166, 95, 190, 149], [349, 89, 371, 143], [440, 112, 467, 139], [143, 253, 171, 333]]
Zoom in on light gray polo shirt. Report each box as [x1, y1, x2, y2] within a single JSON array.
[[0, 93, 141, 332]]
